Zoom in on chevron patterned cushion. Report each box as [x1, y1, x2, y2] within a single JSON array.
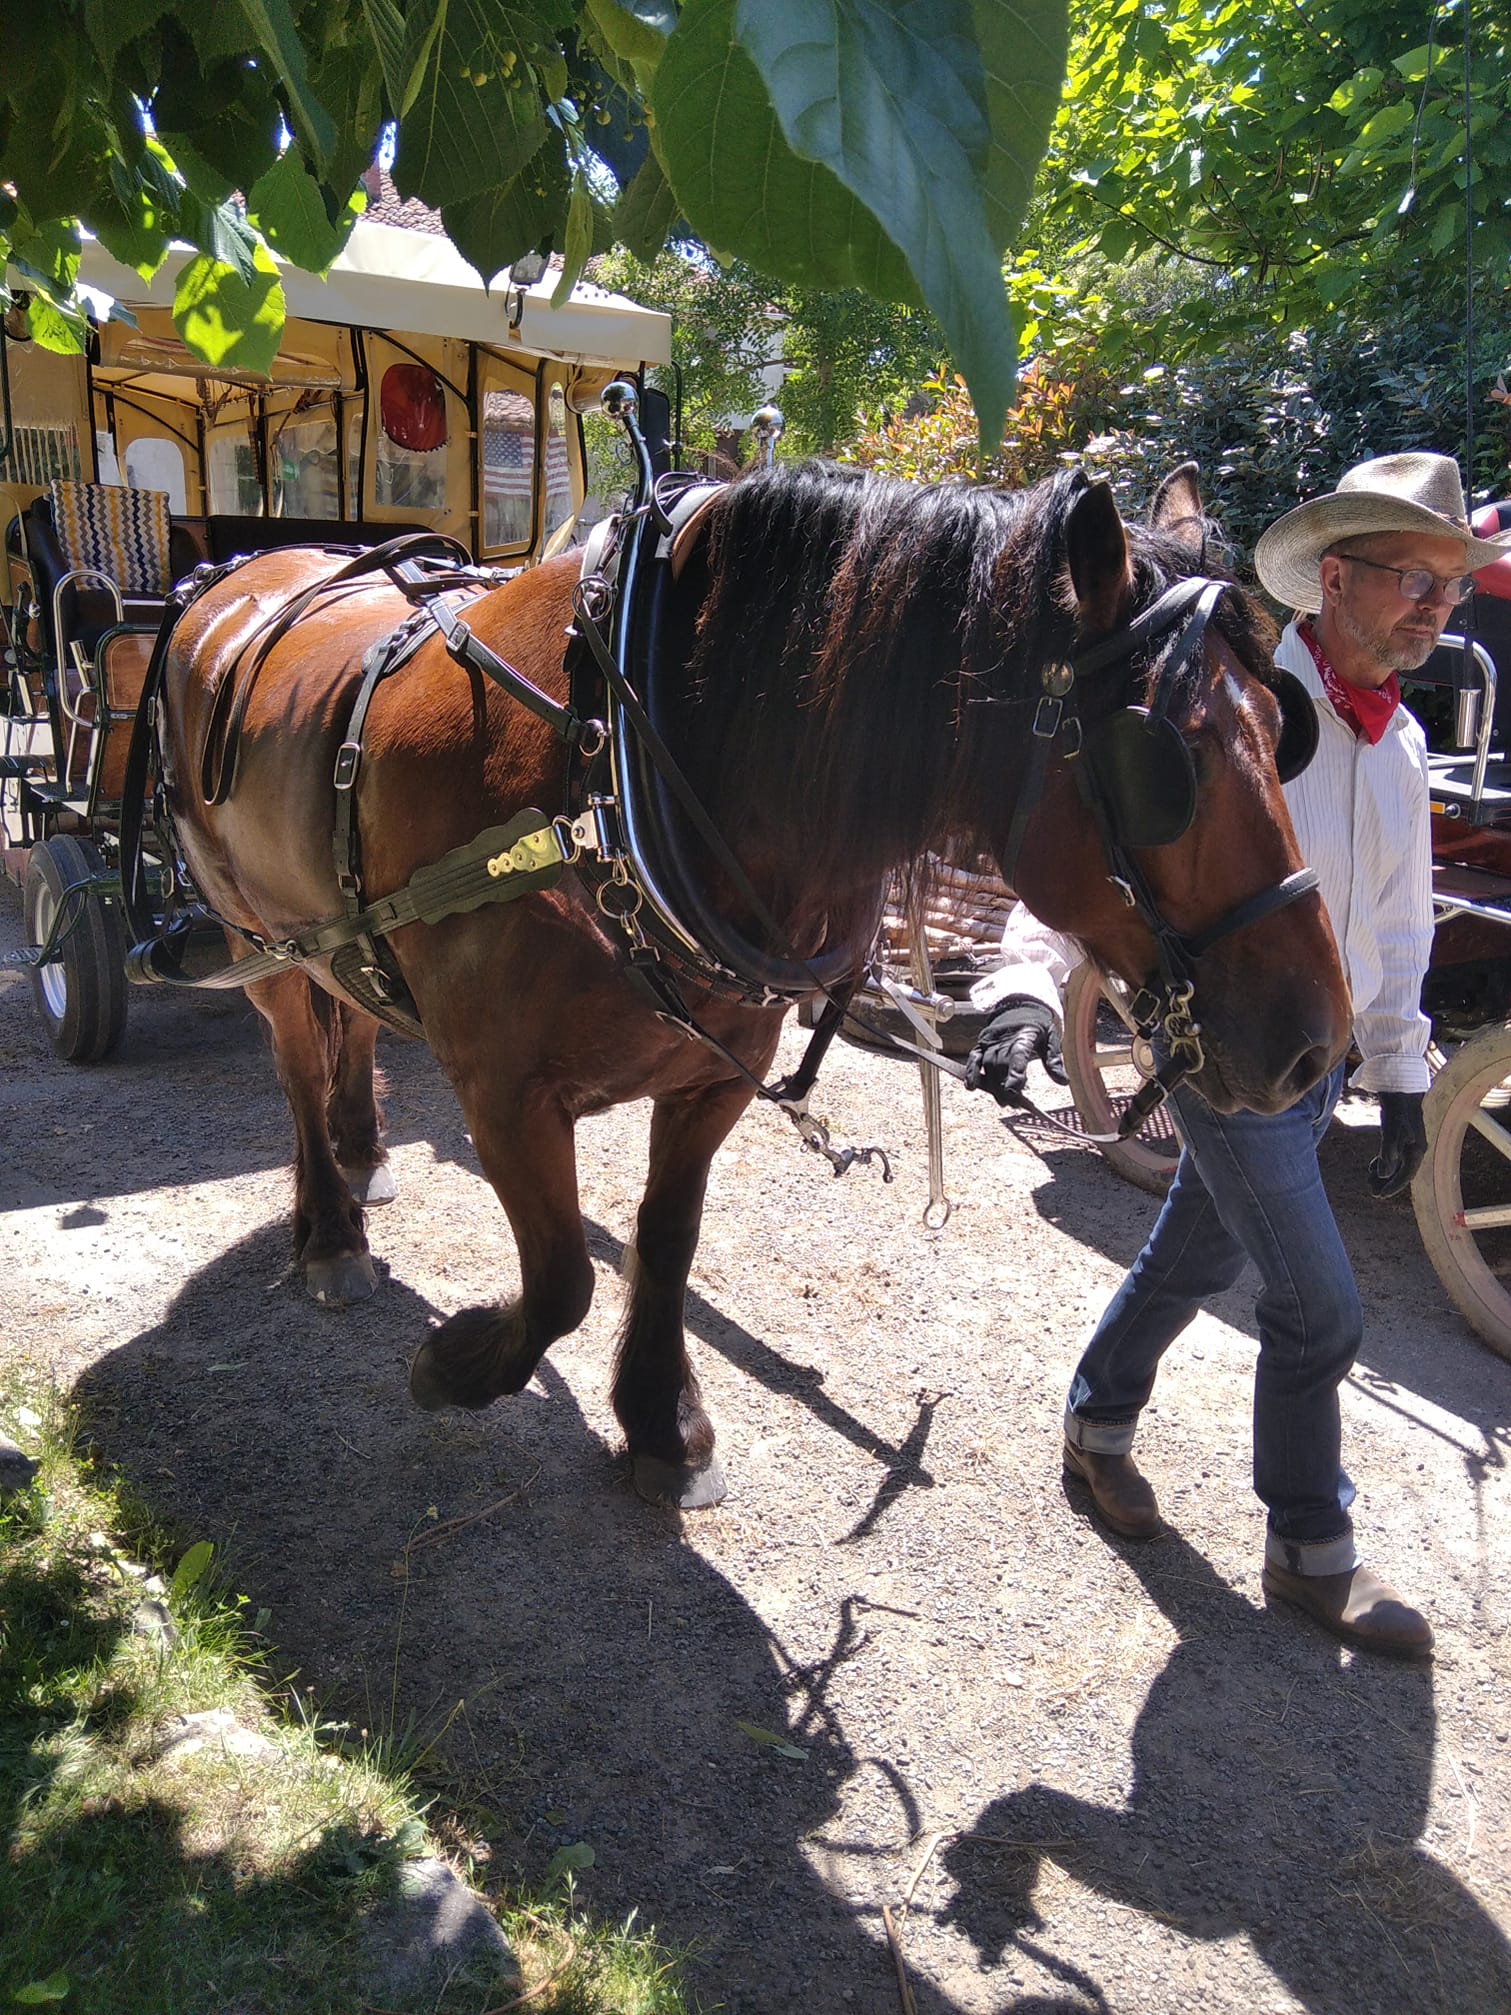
[[48, 479, 171, 596]]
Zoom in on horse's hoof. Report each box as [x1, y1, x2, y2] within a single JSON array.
[[633, 1452, 727, 1509], [341, 1162, 397, 1207], [409, 1333, 497, 1412], [408, 1337, 453, 1412], [304, 1252, 377, 1306]]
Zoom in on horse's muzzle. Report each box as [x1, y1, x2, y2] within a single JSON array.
[[1194, 1029, 1346, 1116]]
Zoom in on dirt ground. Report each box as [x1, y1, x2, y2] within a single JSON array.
[[3, 875, 1510, 2015]]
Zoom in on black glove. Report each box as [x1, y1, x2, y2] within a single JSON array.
[[964, 995, 1068, 1105], [1368, 1090, 1427, 1199]]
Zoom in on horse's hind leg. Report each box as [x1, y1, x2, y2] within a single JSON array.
[[245, 968, 375, 1305], [326, 1001, 396, 1207], [614, 1079, 758, 1510], [408, 1090, 594, 1410]]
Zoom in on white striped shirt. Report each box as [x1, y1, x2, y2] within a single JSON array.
[[1275, 620, 1434, 1094], [978, 622, 1436, 1094]]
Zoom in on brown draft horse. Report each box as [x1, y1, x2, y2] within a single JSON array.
[[158, 461, 1351, 1506]]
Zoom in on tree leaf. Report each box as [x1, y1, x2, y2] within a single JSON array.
[[735, 1718, 808, 1760], [248, 148, 359, 272], [174, 192, 262, 284], [544, 1840, 596, 1881], [24, 293, 89, 355], [586, 0, 673, 94], [12, 1973, 70, 2005], [614, 148, 680, 263], [169, 1539, 215, 1601], [653, 0, 916, 301], [972, 0, 1070, 254], [88, 172, 171, 284], [82, 0, 173, 72], [392, 0, 572, 210], [588, 0, 676, 63], [660, 0, 1018, 442], [172, 244, 286, 374], [232, 0, 337, 172], [361, 0, 413, 111], [550, 168, 595, 305], [441, 133, 570, 281]]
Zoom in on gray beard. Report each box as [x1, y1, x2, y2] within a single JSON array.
[[1333, 600, 1438, 675]]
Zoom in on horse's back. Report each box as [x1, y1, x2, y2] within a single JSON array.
[[162, 548, 577, 938]]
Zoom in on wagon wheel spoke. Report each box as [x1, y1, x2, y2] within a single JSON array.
[[1092, 1040, 1137, 1070], [1467, 1104, 1511, 1159]]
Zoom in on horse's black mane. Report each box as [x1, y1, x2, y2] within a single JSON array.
[[671, 458, 1272, 932]]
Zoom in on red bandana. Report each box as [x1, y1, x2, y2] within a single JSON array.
[[1297, 621, 1399, 745]]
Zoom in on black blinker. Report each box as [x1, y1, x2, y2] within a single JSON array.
[[1271, 669, 1318, 784], [1080, 706, 1197, 850]]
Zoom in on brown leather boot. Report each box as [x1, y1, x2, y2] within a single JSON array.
[[1062, 1437, 1163, 1540], [1262, 1561, 1433, 1658]]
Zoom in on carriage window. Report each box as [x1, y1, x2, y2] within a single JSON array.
[[123, 435, 188, 514], [544, 382, 573, 541], [271, 407, 339, 518], [207, 430, 262, 514], [375, 363, 447, 511], [482, 388, 536, 550], [346, 401, 364, 515]]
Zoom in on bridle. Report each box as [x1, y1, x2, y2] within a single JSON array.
[[1002, 575, 1320, 1136]]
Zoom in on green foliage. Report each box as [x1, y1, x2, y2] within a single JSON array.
[[1041, 0, 1509, 345], [840, 307, 1509, 570], [1085, 314, 1510, 559], [0, 0, 1073, 448], [591, 243, 778, 458], [771, 286, 948, 457], [842, 341, 1118, 489]]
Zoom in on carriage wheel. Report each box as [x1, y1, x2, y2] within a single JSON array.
[[1060, 963, 1181, 1197], [1412, 1022, 1511, 1362], [23, 834, 129, 1063]]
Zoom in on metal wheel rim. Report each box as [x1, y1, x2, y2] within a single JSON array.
[[31, 874, 68, 1021]]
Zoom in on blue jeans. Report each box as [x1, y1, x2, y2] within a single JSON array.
[[1066, 1061, 1361, 1572]]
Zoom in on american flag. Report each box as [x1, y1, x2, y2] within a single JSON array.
[[483, 390, 570, 542]]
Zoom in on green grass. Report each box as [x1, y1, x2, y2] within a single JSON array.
[[0, 1378, 689, 2015]]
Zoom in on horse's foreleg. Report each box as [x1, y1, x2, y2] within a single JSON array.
[[614, 1079, 758, 1509], [325, 1001, 396, 1207], [408, 1090, 594, 1411], [245, 969, 374, 1305]]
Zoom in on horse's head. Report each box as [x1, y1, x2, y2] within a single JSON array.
[[1007, 466, 1351, 1115]]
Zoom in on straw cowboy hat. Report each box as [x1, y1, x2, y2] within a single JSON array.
[[1254, 452, 1511, 613]]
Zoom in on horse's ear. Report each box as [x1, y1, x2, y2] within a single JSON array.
[[1065, 478, 1131, 633], [1149, 461, 1205, 558]]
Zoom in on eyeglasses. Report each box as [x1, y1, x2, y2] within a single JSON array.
[[1341, 554, 1476, 605]]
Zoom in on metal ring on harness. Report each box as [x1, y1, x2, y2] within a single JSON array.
[[597, 877, 644, 921]]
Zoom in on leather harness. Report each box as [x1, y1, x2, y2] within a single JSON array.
[[117, 430, 1321, 1155]]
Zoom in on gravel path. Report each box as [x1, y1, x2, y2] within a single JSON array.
[[3, 877, 1509, 2015]]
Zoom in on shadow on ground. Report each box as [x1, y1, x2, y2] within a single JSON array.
[[68, 1198, 1511, 2014], [940, 1525, 1511, 2015]]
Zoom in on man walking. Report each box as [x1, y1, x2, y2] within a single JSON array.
[[1053, 453, 1510, 1657]]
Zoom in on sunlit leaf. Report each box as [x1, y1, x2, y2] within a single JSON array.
[[172, 246, 285, 376], [170, 1539, 215, 1600]]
